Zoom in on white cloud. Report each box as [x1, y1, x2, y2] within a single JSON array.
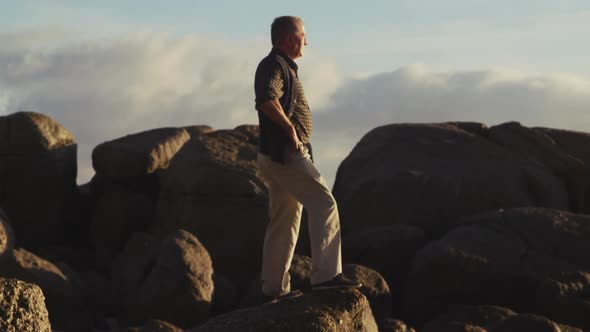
[[2, 28, 590, 189], [311, 65, 590, 186], [0, 28, 342, 184]]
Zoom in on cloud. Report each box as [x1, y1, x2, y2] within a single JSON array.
[[0, 28, 342, 183], [311, 64, 590, 186], [2, 28, 590, 188]]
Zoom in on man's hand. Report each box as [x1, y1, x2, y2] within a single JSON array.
[[259, 99, 301, 151], [286, 124, 301, 152]]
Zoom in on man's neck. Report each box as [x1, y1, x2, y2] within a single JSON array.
[[273, 46, 295, 61]]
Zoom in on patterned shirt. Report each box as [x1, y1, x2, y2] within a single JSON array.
[[255, 49, 312, 144]]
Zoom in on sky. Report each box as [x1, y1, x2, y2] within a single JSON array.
[[1, 1, 590, 186]]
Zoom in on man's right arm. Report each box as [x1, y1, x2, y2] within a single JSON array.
[[258, 99, 301, 152]]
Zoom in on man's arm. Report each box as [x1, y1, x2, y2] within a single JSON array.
[[258, 99, 301, 152]]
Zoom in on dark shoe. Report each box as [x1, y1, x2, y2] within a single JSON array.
[[263, 289, 303, 304], [311, 273, 363, 291]]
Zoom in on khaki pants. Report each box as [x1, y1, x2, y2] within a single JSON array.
[[257, 146, 342, 297]]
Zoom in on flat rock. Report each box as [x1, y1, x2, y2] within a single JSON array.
[[92, 127, 191, 177]]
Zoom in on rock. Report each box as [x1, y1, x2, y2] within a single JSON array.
[[405, 208, 590, 329], [240, 254, 312, 307], [536, 271, 590, 330], [0, 112, 79, 247], [152, 125, 268, 291], [0, 277, 51, 332], [91, 191, 156, 261], [210, 273, 239, 316], [343, 264, 392, 330], [183, 125, 215, 138], [190, 288, 378, 332], [381, 318, 416, 332], [487, 314, 560, 332], [0, 208, 15, 260], [539, 127, 590, 214], [0, 111, 74, 153], [113, 230, 213, 328], [0, 248, 92, 331], [124, 319, 184, 332], [240, 258, 390, 330], [421, 321, 488, 332], [333, 122, 570, 237], [342, 224, 426, 312], [488, 122, 590, 212], [428, 305, 516, 327], [78, 271, 117, 322], [92, 127, 191, 177]]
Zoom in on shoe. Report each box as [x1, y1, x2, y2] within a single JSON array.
[[263, 289, 303, 304], [311, 273, 363, 291]]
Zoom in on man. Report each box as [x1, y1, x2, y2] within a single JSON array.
[[254, 16, 362, 303]]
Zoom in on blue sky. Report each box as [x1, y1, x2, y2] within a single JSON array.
[[2, 1, 590, 184], [4, 1, 590, 75]]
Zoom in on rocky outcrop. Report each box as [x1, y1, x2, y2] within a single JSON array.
[[152, 125, 268, 291], [241, 255, 391, 328], [124, 319, 185, 332], [92, 127, 192, 178], [191, 288, 378, 332], [343, 264, 392, 329], [112, 230, 214, 328], [90, 191, 156, 266], [405, 208, 590, 329], [0, 248, 92, 331], [342, 224, 426, 312], [0, 278, 51, 332], [333, 122, 572, 237], [0, 208, 15, 260], [487, 122, 590, 212], [210, 273, 239, 316], [0, 112, 79, 247]]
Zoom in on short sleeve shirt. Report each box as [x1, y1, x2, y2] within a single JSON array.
[[254, 50, 312, 144]]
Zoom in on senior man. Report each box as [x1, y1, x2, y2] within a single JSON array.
[[254, 16, 362, 303]]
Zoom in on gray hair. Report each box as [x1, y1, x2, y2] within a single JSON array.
[[271, 16, 303, 46]]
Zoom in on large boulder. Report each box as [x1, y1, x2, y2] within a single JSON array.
[[90, 191, 156, 267], [404, 208, 590, 330], [191, 288, 378, 332], [487, 122, 590, 212], [151, 125, 268, 291], [0, 277, 51, 332], [241, 256, 391, 329], [333, 122, 571, 237], [343, 264, 392, 330], [0, 112, 79, 247], [92, 127, 192, 178], [0, 248, 92, 330], [112, 230, 214, 328], [342, 224, 426, 313], [123, 319, 184, 332], [0, 208, 15, 260], [538, 126, 590, 213]]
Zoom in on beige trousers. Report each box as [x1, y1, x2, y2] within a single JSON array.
[[257, 146, 342, 297]]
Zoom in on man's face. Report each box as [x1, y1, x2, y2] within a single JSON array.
[[287, 23, 307, 59]]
